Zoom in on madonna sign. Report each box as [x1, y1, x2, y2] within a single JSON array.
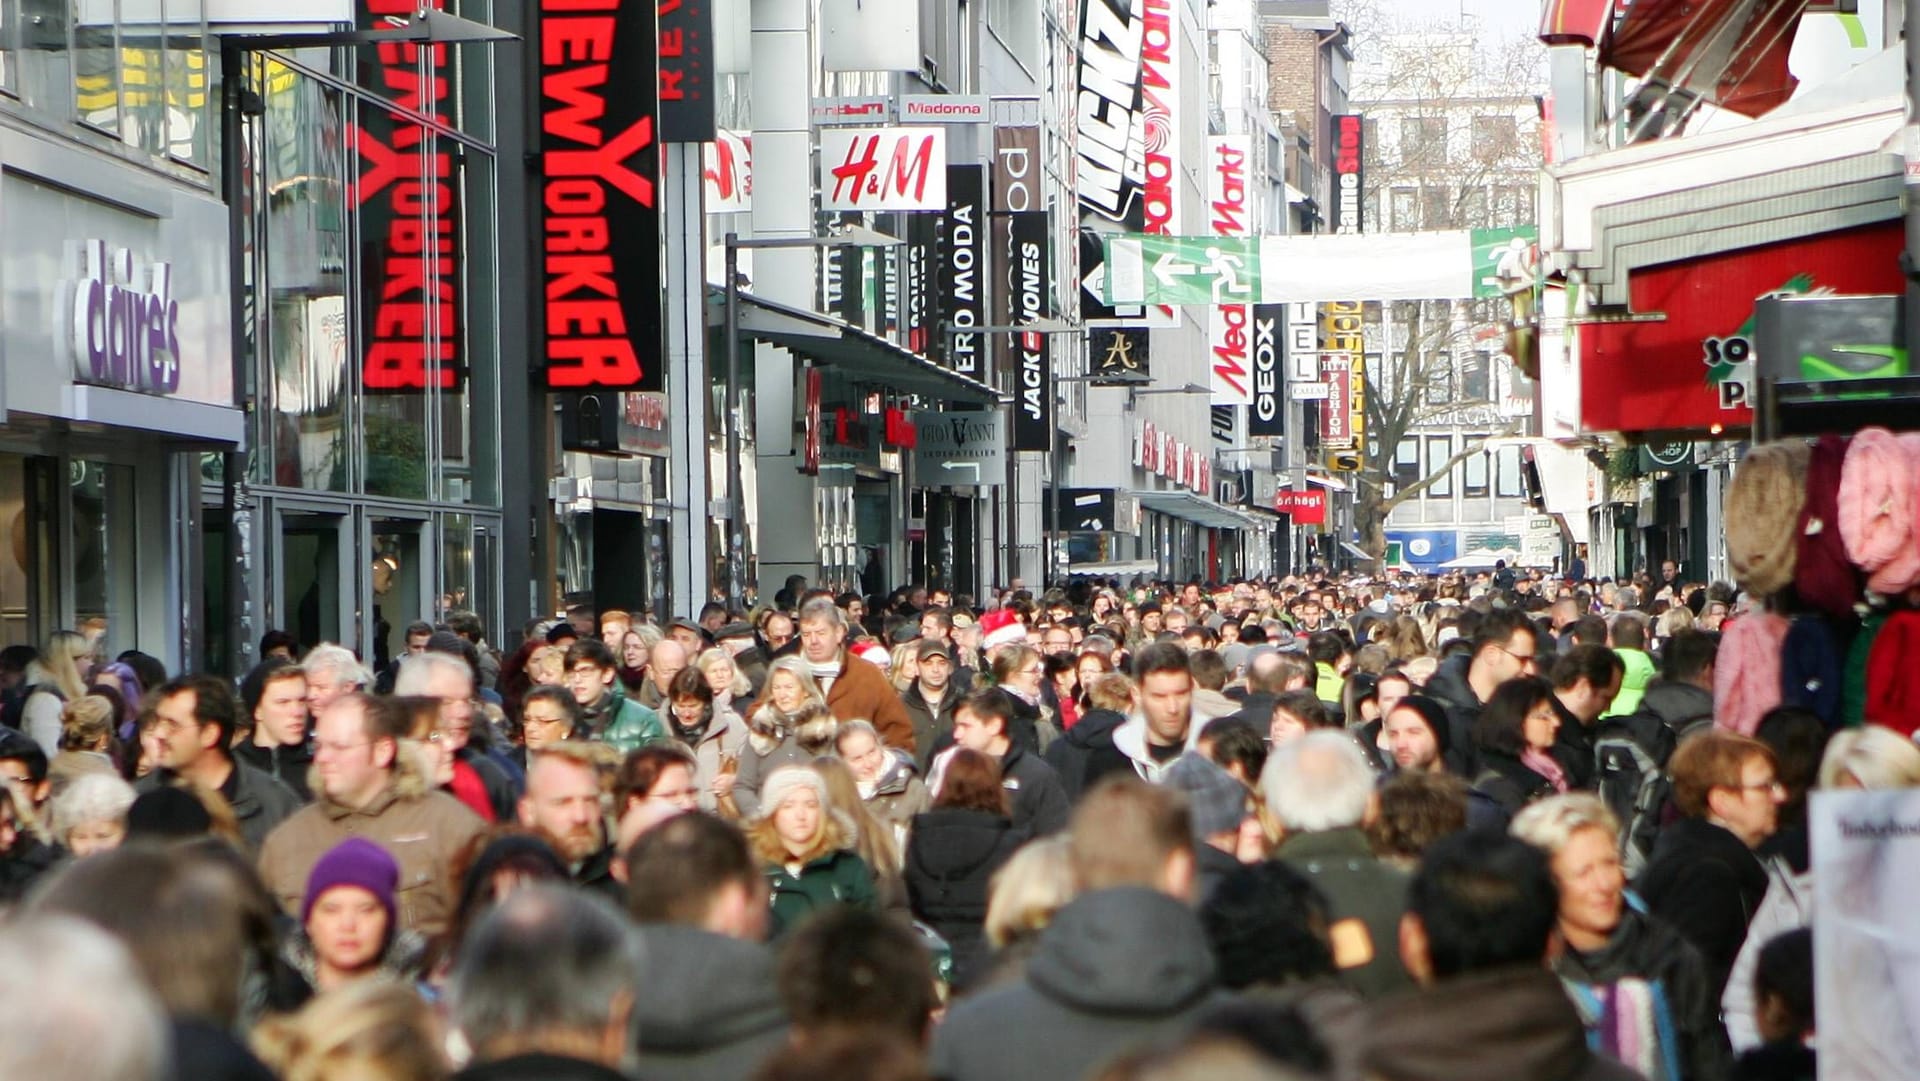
[[537, 0, 665, 391]]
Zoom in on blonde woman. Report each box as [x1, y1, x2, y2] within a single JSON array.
[[253, 978, 450, 1081], [49, 695, 118, 792], [1510, 793, 1723, 1081], [812, 755, 908, 911], [889, 641, 920, 694], [734, 658, 829, 819], [978, 833, 1076, 988], [748, 765, 875, 936], [23, 631, 93, 756]]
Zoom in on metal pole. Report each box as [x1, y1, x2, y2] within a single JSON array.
[[724, 234, 744, 613], [1905, 0, 1920, 379]]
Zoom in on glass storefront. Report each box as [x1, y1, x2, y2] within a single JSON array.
[[218, 23, 506, 672]]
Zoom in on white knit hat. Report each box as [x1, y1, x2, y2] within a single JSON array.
[[756, 765, 830, 822]]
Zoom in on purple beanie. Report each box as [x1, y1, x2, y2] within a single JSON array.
[[301, 837, 400, 928], [1794, 434, 1860, 618]]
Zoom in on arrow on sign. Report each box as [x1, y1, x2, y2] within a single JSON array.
[[1153, 251, 1199, 288], [941, 462, 981, 480]]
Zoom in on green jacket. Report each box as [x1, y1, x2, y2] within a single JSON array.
[[589, 690, 668, 754], [765, 848, 876, 937], [1275, 827, 1414, 1000]]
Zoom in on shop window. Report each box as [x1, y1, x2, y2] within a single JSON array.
[[1423, 356, 1453, 405], [164, 0, 211, 167], [1399, 116, 1447, 165], [1421, 186, 1450, 230], [1426, 436, 1453, 498], [70, 460, 139, 659], [258, 60, 351, 493], [1462, 437, 1489, 498], [1390, 188, 1415, 231], [1462, 351, 1490, 401], [1471, 114, 1517, 160]]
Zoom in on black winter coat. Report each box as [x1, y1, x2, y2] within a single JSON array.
[[904, 807, 1029, 989], [1471, 748, 1557, 819], [1635, 817, 1770, 1002], [1556, 903, 1732, 1081], [1042, 707, 1131, 800]]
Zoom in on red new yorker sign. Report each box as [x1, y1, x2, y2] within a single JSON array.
[[355, 0, 464, 392], [538, 0, 665, 391]]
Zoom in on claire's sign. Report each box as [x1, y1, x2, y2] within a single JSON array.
[[67, 240, 181, 395]]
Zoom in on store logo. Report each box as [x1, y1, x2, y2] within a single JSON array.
[[67, 240, 181, 395]]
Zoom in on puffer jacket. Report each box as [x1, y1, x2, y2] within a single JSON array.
[[860, 749, 929, 853], [903, 807, 1028, 989], [765, 848, 877, 937], [257, 744, 486, 937]]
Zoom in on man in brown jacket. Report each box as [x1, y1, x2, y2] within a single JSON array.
[[257, 692, 484, 937], [778, 596, 915, 751]]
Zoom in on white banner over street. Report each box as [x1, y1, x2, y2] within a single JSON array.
[[1106, 231, 1478, 305]]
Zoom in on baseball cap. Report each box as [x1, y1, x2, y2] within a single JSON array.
[[916, 638, 953, 663]]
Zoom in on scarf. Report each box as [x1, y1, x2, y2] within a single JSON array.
[[809, 659, 842, 695], [1522, 747, 1571, 794], [672, 711, 711, 747]]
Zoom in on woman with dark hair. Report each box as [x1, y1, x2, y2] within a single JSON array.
[[1072, 651, 1113, 717], [1044, 653, 1080, 730], [515, 684, 583, 768], [663, 665, 747, 813], [1470, 676, 1568, 818], [615, 742, 703, 815], [903, 748, 1030, 990]]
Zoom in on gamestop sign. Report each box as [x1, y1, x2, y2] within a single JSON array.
[[538, 0, 666, 391], [820, 127, 947, 211]]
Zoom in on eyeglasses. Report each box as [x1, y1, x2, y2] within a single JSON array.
[[1734, 778, 1786, 796], [1493, 643, 1538, 668]]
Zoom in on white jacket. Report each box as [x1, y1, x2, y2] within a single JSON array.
[[1109, 711, 1210, 783], [1721, 856, 1810, 1051]]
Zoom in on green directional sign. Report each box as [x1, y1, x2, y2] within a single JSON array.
[[1105, 235, 1262, 307], [1471, 226, 1538, 300]]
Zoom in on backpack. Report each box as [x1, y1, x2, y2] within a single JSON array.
[[1593, 712, 1677, 878]]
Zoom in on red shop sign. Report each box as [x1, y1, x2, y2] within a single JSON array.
[[1580, 221, 1903, 436], [1274, 488, 1327, 526]]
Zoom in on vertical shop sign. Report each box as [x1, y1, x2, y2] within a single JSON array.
[[536, 0, 665, 391], [904, 209, 935, 356], [657, 0, 714, 142], [992, 125, 1042, 384], [355, 0, 465, 391], [1320, 300, 1364, 447], [1138, 0, 1178, 235], [939, 164, 987, 377], [1009, 211, 1051, 452], [1075, 0, 1150, 326], [1206, 134, 1253, 405], [1248, 303, 1285, 436], [1332, 114, 1364, 235]]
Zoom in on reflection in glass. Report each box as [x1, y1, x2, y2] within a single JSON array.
[[262, 62, 351, 491], [164, 0, 211, 166], [440, 513, 472, 624], [71, 461, 138, 659], [280, 515, 342, 650], [72, 0, 118, 133], [369, 523, 422, 673]]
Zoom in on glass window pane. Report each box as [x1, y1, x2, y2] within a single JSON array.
[[263, 63, 351, 491], [120, 3, 165, 156], [71, 461, 139, 658], [1496, 446, 1524, 498], [1426, 436, 1453, 498], [440, 513, 473, 624], [0, 1, 18, 94], [74, 0, 119, 134], [441, 148, 499, 505], [358, 110, 440, 500], [1463, 438, 1489, 498], [164, 0, 210, 166]]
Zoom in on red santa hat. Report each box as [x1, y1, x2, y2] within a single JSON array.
[[853, 641, 892, 669], [979, 609, 1027, 653]]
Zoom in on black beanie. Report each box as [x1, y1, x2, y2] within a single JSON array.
[[1390, 694, 1454, 758]]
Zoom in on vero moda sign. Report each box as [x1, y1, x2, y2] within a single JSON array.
[[538, 0, 665, 391]]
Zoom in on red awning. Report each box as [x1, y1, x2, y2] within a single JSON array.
[[1539, 0, 1616, 47], [1602, 0, 1806, 119]]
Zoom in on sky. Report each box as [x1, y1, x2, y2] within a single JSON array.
[[1339, 0, 1541, 43]]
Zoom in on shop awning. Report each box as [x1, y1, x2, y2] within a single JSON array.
[[1340, 541, 1374, 562], [1134, 489, 1257, 531], [715, 289, 1007, 406], [1067, 559, 1162, 578], [1303, 473, 1349, 492]]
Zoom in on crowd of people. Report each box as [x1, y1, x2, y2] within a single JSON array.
[[0, 561, 1869, 1081]]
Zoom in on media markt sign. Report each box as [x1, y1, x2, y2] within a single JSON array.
[[910, 411, 1004, 486]]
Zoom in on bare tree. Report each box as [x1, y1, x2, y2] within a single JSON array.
[[1330, 3, 1546, 561]]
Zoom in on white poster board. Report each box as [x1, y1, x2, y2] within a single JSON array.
[[1809, 788, 1920, 1081]]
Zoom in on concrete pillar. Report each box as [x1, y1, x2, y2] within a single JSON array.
[[750, 0, 817, 599]]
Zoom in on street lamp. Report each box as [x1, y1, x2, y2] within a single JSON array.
[[723, 226, 903, 615]]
